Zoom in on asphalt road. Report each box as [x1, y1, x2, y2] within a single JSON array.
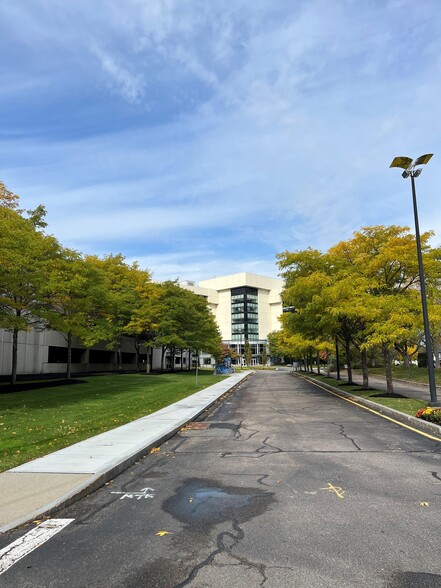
[[1, 371, 440, 588]]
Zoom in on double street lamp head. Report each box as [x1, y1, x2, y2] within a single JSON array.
[[390, 153, 433, 178]]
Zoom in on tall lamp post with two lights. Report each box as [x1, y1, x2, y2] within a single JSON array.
[[390, 154, 439, 406]]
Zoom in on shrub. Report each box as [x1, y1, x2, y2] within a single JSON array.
[[415, 407, 441, 424]]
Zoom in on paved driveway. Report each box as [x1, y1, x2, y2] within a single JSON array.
[[1, 371, 440, 587]]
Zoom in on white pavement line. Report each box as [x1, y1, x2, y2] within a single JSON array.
[[0, 518, 74, 575]]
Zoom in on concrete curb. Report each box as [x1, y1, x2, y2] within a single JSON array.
[[0, 372, 252, 533], [293, 372, 441, 440]]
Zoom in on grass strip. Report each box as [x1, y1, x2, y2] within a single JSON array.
[[303, 373, 426, 416], [0, 371, 223, 473]]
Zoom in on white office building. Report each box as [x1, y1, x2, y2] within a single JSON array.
[[181, 272, 283, 366]]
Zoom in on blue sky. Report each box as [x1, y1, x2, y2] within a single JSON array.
[[2, 0, 441, 282]]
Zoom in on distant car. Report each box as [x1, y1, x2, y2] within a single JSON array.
[[286, 364, 292, 367]]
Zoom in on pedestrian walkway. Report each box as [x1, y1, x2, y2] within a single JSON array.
[[0, 371, 251, 533], [310, 368, 435, 404]]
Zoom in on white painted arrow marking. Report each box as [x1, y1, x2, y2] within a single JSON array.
[[110, 487, 155, 500]]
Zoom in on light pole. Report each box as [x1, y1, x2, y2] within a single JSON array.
[[390, 154, 439, 406]]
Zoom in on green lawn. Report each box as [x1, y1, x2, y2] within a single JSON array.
[[0, 371, 223, 473], [304, 374, 426, 416]]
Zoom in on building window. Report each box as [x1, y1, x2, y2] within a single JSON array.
[[231, 286, 259, 342], [48, 346, 84, 363], [232, 314, 244, 322], [231, 294, 244, 302], [232, 323, 245, 333], [89, 350, 114, 364]]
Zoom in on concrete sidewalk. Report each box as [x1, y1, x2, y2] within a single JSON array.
[[0, 371, 251, 533]]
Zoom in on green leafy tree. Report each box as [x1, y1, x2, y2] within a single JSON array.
[[39, 249, 109, 379], [278, 225, 441, 394], [87, 254, 152, 371], [330, 225, 441, 392], [0, 200, 58, 385], [125, 280, 161, 372], [148, 282, 221, 371]]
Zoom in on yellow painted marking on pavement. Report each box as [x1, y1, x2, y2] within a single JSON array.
[[299, 376, 441, 442], [321, 482, 345, 499]]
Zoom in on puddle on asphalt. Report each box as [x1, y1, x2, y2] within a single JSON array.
[[162, 478, 275, 529]]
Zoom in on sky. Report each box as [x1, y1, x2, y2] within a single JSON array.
[[1, 0, 441, 283]]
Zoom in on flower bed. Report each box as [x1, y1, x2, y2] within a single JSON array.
[[415, 406, 441, 424]]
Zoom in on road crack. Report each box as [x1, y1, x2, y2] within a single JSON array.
[[175, 519, 267, 587], [332, 421, 362, 450]]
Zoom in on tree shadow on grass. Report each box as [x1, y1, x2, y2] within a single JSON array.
[[0, 379, 87, 394], [370, 392, 407, 399]]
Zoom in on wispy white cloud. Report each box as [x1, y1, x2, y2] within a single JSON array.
[[91, 44, 147, 104], [128, 250, 280, 283], [1, 0, 441, 283]]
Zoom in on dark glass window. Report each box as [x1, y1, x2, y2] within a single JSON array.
[[231, 286, 259, 342], [89, 350, 114, 364], [48, 346, 84, 363]]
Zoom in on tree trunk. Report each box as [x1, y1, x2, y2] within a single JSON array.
[[161, 345, 166, 372], [180, 348, 184, 372], [345, 336, 354, 384], [67, 331, 72, 380], [11, 328, 19, 386], [403, 352, 411, 369], [433, 338, 441, 369], [326, 353, 331, 377], [316, 352, 321, 375], [134, 337, 140, 373], [117, 339, 122, 372], [145, 347, 150, 373], [383, 344, 394, 394], [188, 349, 191, 371], [145, 347, 152, 373], [361, 347, 369, 390], [171, 347, 175, 372]]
